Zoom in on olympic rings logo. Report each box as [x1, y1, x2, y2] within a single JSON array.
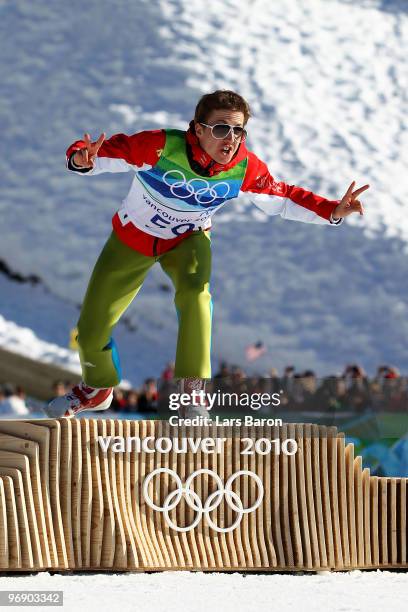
[[143, 468, 264, 533], [163, 170, 230, 204]]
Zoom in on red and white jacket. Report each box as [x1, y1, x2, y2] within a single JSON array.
[[66, 125, 341, 257]]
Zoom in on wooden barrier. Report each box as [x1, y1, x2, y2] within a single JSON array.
[[0, 419, 406, 571]]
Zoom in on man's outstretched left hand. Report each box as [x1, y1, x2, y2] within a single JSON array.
[[332, 181, 370, 220]]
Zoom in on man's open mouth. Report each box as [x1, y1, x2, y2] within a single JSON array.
[[220, 145, 233, 156]]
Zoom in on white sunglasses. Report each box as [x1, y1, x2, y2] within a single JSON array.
[[199, 122, 247, 140]]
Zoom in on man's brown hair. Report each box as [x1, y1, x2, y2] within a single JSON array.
[[194, 90, 251, 125]]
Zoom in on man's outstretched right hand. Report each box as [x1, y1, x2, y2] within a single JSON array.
[[73, 132, 106, 168]]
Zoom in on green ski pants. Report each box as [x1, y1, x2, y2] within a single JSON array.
[[76, 230, 212, 387]]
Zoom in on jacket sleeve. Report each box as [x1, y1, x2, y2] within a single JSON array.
[[241, 151, 342, 225], [66, 130, 166, 176]]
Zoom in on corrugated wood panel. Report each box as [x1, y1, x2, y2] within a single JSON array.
[[1, 476, 21, 568], [0, 418, 405, 572]]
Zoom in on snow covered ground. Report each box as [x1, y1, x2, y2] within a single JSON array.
[[0, 0, 407, 384], [1, 570, 407, 612]]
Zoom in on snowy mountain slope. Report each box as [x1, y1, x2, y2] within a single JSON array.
[[0, 0, 407, 383], [0, 271, 177, 385]]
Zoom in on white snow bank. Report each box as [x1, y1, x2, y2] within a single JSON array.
[[0, 570, 407, 612], [0, 314, 81, 373]]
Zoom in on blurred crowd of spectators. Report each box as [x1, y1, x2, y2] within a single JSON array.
[[0, 361, 406, 417], [158, 362, 407, 414], [0, 383, 30, 415]]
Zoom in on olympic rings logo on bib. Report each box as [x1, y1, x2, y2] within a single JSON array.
[[163, 170, 230, 204], [143, 468, 264, 533]]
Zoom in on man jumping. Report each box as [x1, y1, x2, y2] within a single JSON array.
[[47, 90, 369, 418]]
